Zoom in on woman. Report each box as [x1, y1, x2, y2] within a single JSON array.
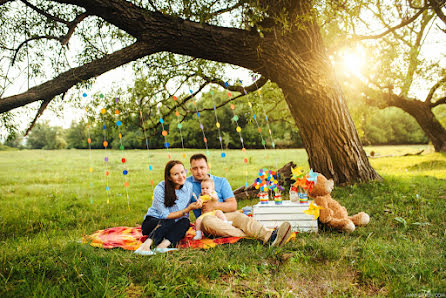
[[136, 160, 202, 255]]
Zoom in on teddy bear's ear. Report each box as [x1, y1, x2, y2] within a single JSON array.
[[309, 174, 331, 197], [327, 178, 334, 192]]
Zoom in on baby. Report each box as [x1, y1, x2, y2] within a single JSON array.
[[193, 177, 227, 240]]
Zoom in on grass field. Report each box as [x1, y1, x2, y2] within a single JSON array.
[[0, 146, 445, 296]]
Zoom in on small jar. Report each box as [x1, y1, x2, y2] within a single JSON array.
[[274, 193, 283, 205], [258, 191, 269, 204], [289, 187, 299, 202], [242, 206, 253, 216], [298, 192, 308, 203]]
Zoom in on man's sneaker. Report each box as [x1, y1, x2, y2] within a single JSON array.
[[268, 222, 292, 247]]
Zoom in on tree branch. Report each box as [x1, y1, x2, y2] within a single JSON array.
[[430, 0, 446, 25], [0, 0, 14, 5], [197, 93, 245, 113], [208, 1, 245, 17], [0, 41, 156, 113], [147, 0, 158, 12], [24, 98, 52, 136], [430, 96, 446, 108], [425, 76, 446, 103], [61, 13, 89, 46], [53, 0, 263, 72], [353, 6, 427, 40], [12, 36, 60, 65], [203, 75, 268, 94], [11, 12, 89, 64], [20, 0, 70, 24]]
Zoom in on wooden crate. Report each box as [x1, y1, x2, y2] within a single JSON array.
[[252, 200, 318, 232]]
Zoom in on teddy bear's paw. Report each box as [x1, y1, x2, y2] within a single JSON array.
[[344, 221, 355, 233], [351, 212, 370, 226]]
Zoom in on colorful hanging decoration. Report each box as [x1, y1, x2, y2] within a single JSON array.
[[210, 90, 227, 172], [239, 80, 268, 160], [100, 102, 111, 204], [114, 97, 130, 209], [172, 95, 187, 160], [158, 106, 171, 160], [189, 89, 210, 159], [252, 75, 279, 177], [226, 84, 249, 188], [85, 94, 94, 205], [139, 109, 155, 190], [304, 201, 323, 220]]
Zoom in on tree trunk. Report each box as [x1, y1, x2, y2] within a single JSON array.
[[257, 24, 381, 184]]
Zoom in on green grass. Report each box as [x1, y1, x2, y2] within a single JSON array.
[[0, 146, 445, 297]]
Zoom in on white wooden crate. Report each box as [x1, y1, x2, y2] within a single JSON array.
[[252, 200, 318, 232]]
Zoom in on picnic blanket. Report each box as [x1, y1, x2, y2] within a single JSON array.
[[82, 225, 298, 250], [82, 225, 243, 250]]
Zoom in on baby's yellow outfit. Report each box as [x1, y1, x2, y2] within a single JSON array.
[[197, 191, 222, 221], [197, 209, 219, 221]]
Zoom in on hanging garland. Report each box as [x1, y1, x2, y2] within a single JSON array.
[[139, 109, 154, 191], [99, 97, 111, 204], [84, 92, 94, 205], [114, 97, 130, 209]]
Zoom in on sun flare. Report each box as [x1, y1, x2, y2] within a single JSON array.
[[336, 47, 367, 77]]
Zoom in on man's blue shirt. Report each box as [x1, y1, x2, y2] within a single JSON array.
[[186, 174, 234, 218]]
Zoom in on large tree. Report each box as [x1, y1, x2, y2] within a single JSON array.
[[4, 0, 432, 183]]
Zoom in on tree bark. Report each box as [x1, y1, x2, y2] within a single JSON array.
[[1, 0, 381, 184]]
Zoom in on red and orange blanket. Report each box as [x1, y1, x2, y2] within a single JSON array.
[[82, 225, 297, 250]]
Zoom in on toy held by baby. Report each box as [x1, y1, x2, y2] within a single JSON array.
[[199, 193, 218, 202]]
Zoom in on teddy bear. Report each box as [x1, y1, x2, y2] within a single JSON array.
[[308, 173, 370, 232]]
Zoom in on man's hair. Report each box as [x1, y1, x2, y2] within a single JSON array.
[[201, 177, 214, 186], [190, 153, 208, 164]]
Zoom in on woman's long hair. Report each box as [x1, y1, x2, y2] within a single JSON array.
[[164, 160, 184, 207]]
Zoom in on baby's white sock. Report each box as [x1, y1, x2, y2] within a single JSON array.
[[193, 230, 203, 240]]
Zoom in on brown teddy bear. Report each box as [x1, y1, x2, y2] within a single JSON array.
[[308, 174, 370, 232]]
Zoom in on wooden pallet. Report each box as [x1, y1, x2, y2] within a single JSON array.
[[253, 200, 318, 232]]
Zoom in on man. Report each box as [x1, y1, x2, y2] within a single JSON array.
[[186, 153, 292, 247]]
